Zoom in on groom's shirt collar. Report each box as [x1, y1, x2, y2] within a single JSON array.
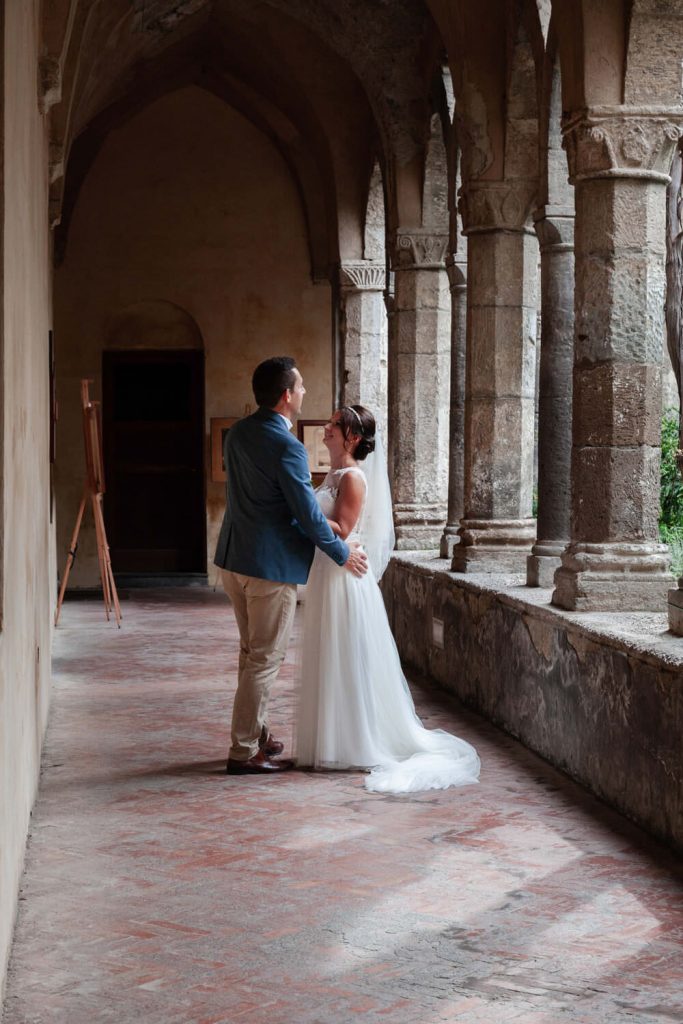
[[278, 413, 293, 431]]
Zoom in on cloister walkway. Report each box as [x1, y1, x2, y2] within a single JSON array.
[[3, 589, 683, 1024]]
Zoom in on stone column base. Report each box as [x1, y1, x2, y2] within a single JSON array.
[[526, 541, 566, 588], [394, 503, 446, 550], [552, 542, 672, 611], [667, 586, 683, 634], [451, 518, 536, 573], [439, 525, 460, 559]]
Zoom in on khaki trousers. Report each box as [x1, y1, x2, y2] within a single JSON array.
[[221, 569, 297, 761]]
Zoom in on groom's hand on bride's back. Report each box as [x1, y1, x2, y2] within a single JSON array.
[[344, 542, 368, 577]]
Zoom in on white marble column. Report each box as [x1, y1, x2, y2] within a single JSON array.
[[390, 229, 450, 549], [552, 111, 682, 612], [339, 261, 387, 437], [452, 182, 538, 572], [526, 206, 575, 586], [440, 252, 467, 559]]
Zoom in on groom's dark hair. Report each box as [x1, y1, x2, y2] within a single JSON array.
[[252, 356, 298, 408]]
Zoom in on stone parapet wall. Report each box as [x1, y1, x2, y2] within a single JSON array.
[[382, 553, 683, 854]]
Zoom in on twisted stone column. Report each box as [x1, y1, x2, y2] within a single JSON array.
[[553, 110, 683, 611], [390, 229, 450, 549], [526, 206, 575, 586], [452, 182, 538, 572], [339, 261, 388, 438], [440, 253, 467, 559]]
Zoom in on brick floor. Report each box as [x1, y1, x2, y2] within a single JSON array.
[[3, 588, 683, 1024]]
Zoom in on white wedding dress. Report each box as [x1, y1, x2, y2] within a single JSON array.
[[295, 465, 480, 794]]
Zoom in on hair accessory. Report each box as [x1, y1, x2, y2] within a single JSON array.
[[345, 406, 365, 433]]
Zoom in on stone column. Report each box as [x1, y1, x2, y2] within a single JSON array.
[[526, 206, 575, 586], [440, 252, 467, 558], [391, 229, 450, 549], [339, 261, 388, 438], [452, 182, 538, 572], [553, 111, 682, 612], [384, 281, 398, 491]]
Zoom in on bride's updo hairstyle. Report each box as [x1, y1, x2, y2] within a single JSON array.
[[338, 405, 376, 461]]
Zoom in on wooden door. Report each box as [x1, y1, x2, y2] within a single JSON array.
[[103, 350, 206, 573]]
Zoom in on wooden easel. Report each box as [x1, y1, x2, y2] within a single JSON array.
[[55, 380, 122, 627]]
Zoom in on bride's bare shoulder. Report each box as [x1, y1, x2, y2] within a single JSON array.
[[338, 465, 367, 483], [336, 467, 366, 498]]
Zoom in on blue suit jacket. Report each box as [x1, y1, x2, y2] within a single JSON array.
[[213, 408, 349, 584]]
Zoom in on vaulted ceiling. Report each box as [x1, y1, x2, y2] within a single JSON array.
[[45, 0, 446, 272]]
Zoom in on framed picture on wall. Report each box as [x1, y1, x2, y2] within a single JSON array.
[[297, 419, 331, 485], [210, 417, 239, 482]]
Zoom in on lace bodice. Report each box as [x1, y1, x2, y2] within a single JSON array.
[[316, 467, 367, 539]]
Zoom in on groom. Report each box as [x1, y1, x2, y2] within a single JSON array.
[[215, 356, 368, 775]]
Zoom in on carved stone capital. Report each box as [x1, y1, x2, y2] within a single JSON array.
[[459, 181, 537, 235], [533, 207, 575, 252], [562, 108, 683, 184], [393, 229, 448, 270], [339, 261, 386, 292]]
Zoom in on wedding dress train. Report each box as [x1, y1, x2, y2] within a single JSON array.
[[295, 466, 480, 794]]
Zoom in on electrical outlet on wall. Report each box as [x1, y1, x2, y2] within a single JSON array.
[[432, 616, 444, 649]]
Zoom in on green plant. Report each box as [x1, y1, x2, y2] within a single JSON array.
[[660, 524, 683, 578], [660, 409, 683, 576], [660, 409, 683, 530]]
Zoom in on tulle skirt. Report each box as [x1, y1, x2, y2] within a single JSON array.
[[295, 549, 480, 794]]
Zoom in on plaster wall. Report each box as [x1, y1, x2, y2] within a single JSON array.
[[382, 555, 683, 854], [54, 86, 333, 587], [0, 0, 53, 995]]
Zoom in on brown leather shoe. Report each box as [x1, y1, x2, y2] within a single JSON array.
[[260, 732, 284, 757], [226, 749, 295, 775]]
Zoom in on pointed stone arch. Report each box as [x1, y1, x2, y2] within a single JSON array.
[[104, 301, 204, 350], [54, 62, 337, 282]]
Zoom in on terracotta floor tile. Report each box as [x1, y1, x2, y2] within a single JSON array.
[[3, 588, 683, 1024]]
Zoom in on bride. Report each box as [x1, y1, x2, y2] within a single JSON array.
[[295, 404, 480, 794]]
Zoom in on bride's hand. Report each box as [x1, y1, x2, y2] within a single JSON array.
[[344, 541, 368, 577]]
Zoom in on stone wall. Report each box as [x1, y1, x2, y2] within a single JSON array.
[[54, 85, 334, 587], [382, 554, 683, 854], [0, 0, 54, 995]]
